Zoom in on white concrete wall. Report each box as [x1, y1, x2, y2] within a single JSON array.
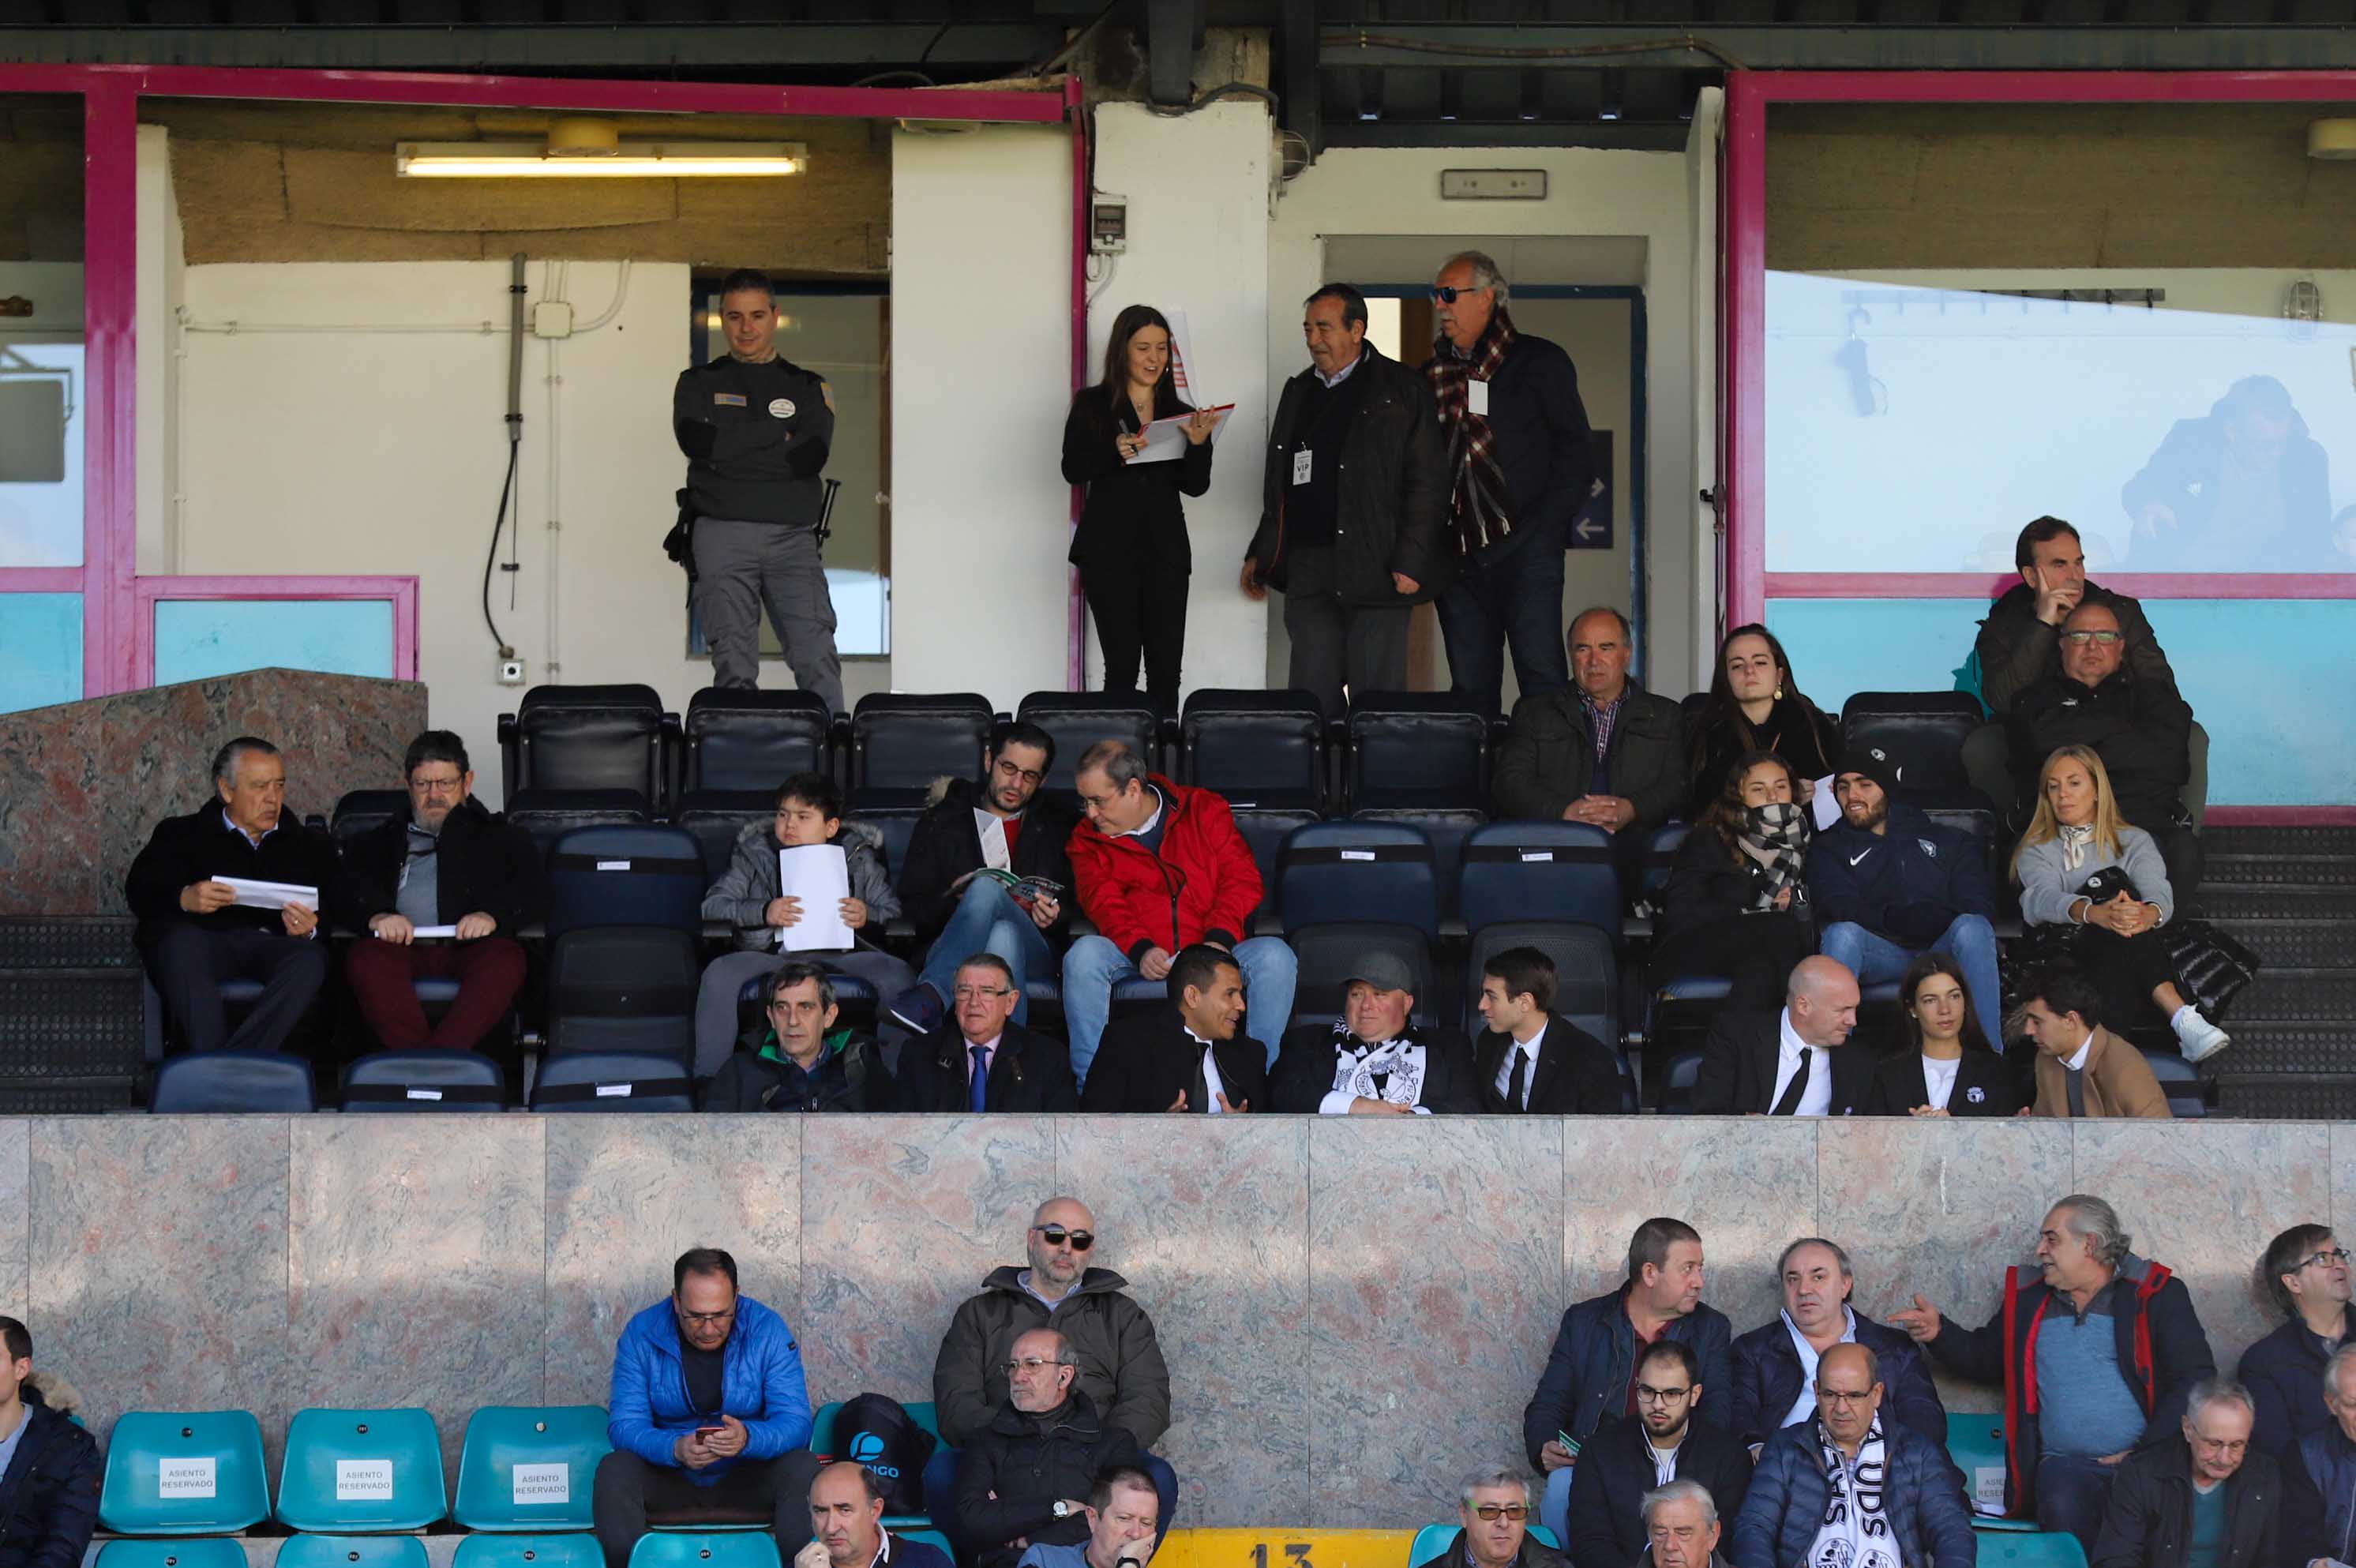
[[134, 124, 184, 574]]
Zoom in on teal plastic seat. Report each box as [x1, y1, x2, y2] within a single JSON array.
[[1945, 1412, 2037, 1533], [627, 1532, 783, 1568], [99, 1409, 272, 1535], [276, 1408, 447, 1532], [1976, 1532, 2090, 1568], [1409, 1523, 1561, 1567], [453, 1405, 611, 1532], [275, 1538, 433, 1568], [95, 1540, 252, 1568], [455, 1536, 607, 1568]]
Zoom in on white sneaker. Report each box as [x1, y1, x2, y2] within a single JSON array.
[[2174, 1007, 2232, 1064]]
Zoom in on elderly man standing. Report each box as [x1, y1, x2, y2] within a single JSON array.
[[956, 1330, 1142, 1568], [1418, 250, 1596, 719], [1694, 957, 1872, 1117], [1729, 1238, 1945, 1454], [1729, 1343, 1977, 1568], [126, 736, 336, 1056], [1431, 1469, 1564, 1568], [1890, 1195, 2216, 1553], [2092, 1378, 2320, 1568], [1269, 953, 1480, 1115]]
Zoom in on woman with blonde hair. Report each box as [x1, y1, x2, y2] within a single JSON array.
[[2012, 744, 2228, 1062]]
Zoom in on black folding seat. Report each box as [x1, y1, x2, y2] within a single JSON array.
[[1459, 821, 1619, 935], [849, 692, 994, 810], [1179, 689, 1325, 812], [148, 1050, 317, 1112], [541, 825, 706, 1062], [340, 1050, 508, 1112], [330, 790, 410, 850], [1465, 921, 1620, 1058], [1277, 821, 1439, 940], [682, 688, 833, 793], [529, 1049, 696, 1112], [1345, 692, 1488, 811], [1285, 922, 1436, 1033], [1016, 692, 1164, 793], [498, 683, 675, 818], [543, 825, 707, 941]]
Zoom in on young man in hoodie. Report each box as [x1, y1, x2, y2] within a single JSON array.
[[1806, 746, 2005, 1048], [692, 771, 911, 1080]]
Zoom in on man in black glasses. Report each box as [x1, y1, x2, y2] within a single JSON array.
[[2005, 598, 2201, 894], [1439, 1469, 1563, 1568], [2240, 1225, 2354, 1459], [1568, 1341, 1751, 1568], [955, 1329, 1142, 1568], [1419, 250, 1597, 722]]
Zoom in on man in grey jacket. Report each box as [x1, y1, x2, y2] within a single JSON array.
[[692, 771, 911, 1078]]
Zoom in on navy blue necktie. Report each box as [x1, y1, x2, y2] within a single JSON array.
[[969, 1045, 990, 1113]]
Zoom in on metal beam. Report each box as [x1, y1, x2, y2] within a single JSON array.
[[0, 23, 1066, 73], [1322, 118, 1692, 150], [1321, 22, 2356, 71]]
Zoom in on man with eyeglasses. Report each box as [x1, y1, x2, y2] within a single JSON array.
[[889, 722, 1078, 1038], [2005, 598, 2203, 895], [1730, 1343, 1975, 1568], [935, 1199, 1176, 1534], [1728, 1238, 1946, 1457], [1439, 1469, 1564, 1568], [2241, 1228, 2354, 1460], [955, 1329, 1142, 1568], [1569, 1341, 1752, 1568], [893, 955, 1078, 1113], [1416, 250, 1596, 721], [594, 1247, 823, 1568], [2092, 1378, 2321, 1568]]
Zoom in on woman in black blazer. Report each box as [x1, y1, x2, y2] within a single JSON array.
[[1867, 951, 2014, 1116], [1060, 303, 1218, 713]]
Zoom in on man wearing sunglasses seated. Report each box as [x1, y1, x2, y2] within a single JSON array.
[[1437, 1469, 1564, 1568], [935, 1199, 1180, 1540], [2005, 599, 2203, 895]]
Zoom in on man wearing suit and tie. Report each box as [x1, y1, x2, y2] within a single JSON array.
[[895, 954, 1079, 1112], [1079, 945, 1269, 1113], [1694, 956, 1871, 1116], [1472, 946, 1624, 1114]]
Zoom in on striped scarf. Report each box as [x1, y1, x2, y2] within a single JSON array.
[[1426, 309, 1518, 554]]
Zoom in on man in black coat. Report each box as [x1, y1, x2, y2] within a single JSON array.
[[1243, 283, 1451, 717], [1079, 946, 1267, 1113], [889, 721, 1079, 1036], [1471, 945, 1623, 1113], [0, 1317, 98, 1568], [330, 730, 541, 1058], [1270, 952, 1480, 1114], [1568, 1341, 1753, 1568], [123, 736, 336, 1055], [1728, 1239, 1945, 1453], [702, 964, 891, 1112], [1694, 957, 1871, 1116], [2091, 1379, 2321, 1568], [955, 1327, 1142, 1568], [895, 955, 1078, 1112]]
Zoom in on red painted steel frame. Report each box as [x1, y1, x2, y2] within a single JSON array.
[[0, 62, 1078, 699], [1722, 69, 2356, 628], [136, 574, 421, 685]]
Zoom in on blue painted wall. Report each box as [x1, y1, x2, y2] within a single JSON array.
[[0, 594, 83, 715]]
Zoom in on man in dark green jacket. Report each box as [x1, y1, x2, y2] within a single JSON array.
[[701, 964, 889, 1112]]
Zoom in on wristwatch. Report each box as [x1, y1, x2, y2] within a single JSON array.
[[1052, 1502, 1071, 1520]]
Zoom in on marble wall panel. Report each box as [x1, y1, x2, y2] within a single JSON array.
[[31, 1116, 291, 1457], [286, 1118, 546, 1477], [1057, 1116, 1313, 1528], [543, 1116, 803, 1409], [2072, 1120, 2332, 1371], [2333, 1124, 2356, 1287], [797, 1116, 1056, 1409], [1307, 1117, 1564, 1529], [0, 1120, 27, 1324]]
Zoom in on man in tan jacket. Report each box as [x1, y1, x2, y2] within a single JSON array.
[[2020, 962, 2171, 1119]]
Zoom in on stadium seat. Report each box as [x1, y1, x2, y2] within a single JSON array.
[[544, 825, 707, 942], [2140, 1048, 2209, 1119], [1459, 822, 1619, 934], [142, 974, 290, 1065], [1350, 807, 1486, 925], [627, 1534, 782, 1568], [454, 1537, 606, 1568], [1945, 1412, 2035, 1532], [148, 1050, 317, 1114], [849, 693, 993, 806], [683, 688, 833, 793], [1654, 1048, 1705, 1112], [1977, 1536, 2089, 1568], [1277, 822, 1439, 940], [1286, 923, 1436, 1030], [531, 1050, 698, 1112], [1345, 693, 1488, 811], [1179, 689, 1326, 812], [845, 808, 923, 886], [508, 793, 653, 862], [676, 800, 776, 887], [1409, 1524, 1562, 1567], [499, 684, 675, 816], [276, 1540, 433, 1568], [1227, 807, 1324, 921], [330, 790, 411, 849], [276, 1407, 446, 1532], [733, 970, 879, 1041], [808, 1401, 945, 1528], [452, 1405, 610, 1532], [1465, 921, 1621, 1060], [1017, 692, 1164, 792], [95, 1540, 251, 1568], [99, 1409, 272, 1535], [545, 927, 699, 1060], [1841, 692, 1987, 801], [340, 1050, 508, 1112]]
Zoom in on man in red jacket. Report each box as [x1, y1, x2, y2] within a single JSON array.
[[1062, 741, 1297, 1088]]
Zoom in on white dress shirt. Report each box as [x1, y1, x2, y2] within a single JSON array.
[[1920, 1053, 1961, 1112], [1184, 1023, 1229, 1114], [1769, 1008, 1832, 1116], [1492, 1022, 1545, 1108], [1779, 1306, 1859, 1427], [2064, 1033, 2095, 1072]]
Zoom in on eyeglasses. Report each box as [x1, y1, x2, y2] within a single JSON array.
[[678, 1307, 737, 1326], [2059, 629, 2123, 646], [1032, 1225, 1094, 1251], [1002, 1356, 1067, 1375], [1817, 1388, 1877, 1406], [991, 760, 1045, 787], [2300, 1248, 2353, 1270], [1634, 1384, 1694, 1405], [409, 775, 465, 795], [1431, 284, 1489, 304], [2191, 1436, 2249, 1456], [954, 985, 1012, 1000], [1472, 1506, 1530, 1522]]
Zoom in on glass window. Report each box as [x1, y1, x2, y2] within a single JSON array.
[[0, 94, 86, 569], [153, 598, 396, 685], [0, 593, 83, 713]]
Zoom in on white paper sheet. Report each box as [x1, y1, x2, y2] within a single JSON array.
[[217, 876, 319, 911], [776, 844, 854, 952], [1809, 776, 1841, 832], [391, 925, 460, 940], [1124, 403, 1235, 465]]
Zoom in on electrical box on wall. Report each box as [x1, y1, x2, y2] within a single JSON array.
[[1090, 199, 1127, 253], [532, 301, 574, 339], [1439, 169, 1548, 201]]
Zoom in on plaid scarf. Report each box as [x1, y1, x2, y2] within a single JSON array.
[[1738, 801, 1812, 911], [1425, 309, 1518, 554]]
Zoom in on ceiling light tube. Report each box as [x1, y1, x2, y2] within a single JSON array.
[[396, 141, 807, 178]]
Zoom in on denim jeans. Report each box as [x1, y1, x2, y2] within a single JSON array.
[[1540, 1465, 1575, 1547], [1818, 912, 2005, 1047], [1434, 516, 1570, 719], [916, 878, 1056, 1026], [1060, 934, 1297, 1086], [2036, 1452, 2121, 1558]]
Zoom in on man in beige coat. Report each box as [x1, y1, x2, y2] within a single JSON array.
[[2021, 962, 2171, 1118]]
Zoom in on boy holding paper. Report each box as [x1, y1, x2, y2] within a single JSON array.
[[692, 771, 912, 1080]]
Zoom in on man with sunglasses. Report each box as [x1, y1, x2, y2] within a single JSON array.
[[890, 722, 1078, 1037], [2240, 1226, 2354, 1460], [1418, 251, 1596, 721], [1438, 1469, 1563, 1568], [594, 1247, 823, 1568], [955, 1329, 1142, 1568], [1569, 1341, 1752, 1568], [2005, 598, 2203, 894]]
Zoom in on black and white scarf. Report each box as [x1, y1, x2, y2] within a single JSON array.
[[1739, 802, 1811, 912], [1424, 309, 1518, 555], [1325, 1020, 1428, 1108], [1807, 1416, 1897, 1568]]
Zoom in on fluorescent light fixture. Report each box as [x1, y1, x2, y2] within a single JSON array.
[[396, 141, 806, 178]]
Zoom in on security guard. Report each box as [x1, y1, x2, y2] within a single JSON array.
[[673, 268, 844, 711]]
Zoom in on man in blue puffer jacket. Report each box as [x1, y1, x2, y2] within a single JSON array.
[[593, 1247, 823, 1568], [1731, 1344, 1977, 1568]]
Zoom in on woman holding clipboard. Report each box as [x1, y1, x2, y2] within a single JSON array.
[[1061, 303, 1222, 712]]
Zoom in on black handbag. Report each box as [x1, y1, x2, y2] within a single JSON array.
[[2164, 918, 2262, 1018]]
